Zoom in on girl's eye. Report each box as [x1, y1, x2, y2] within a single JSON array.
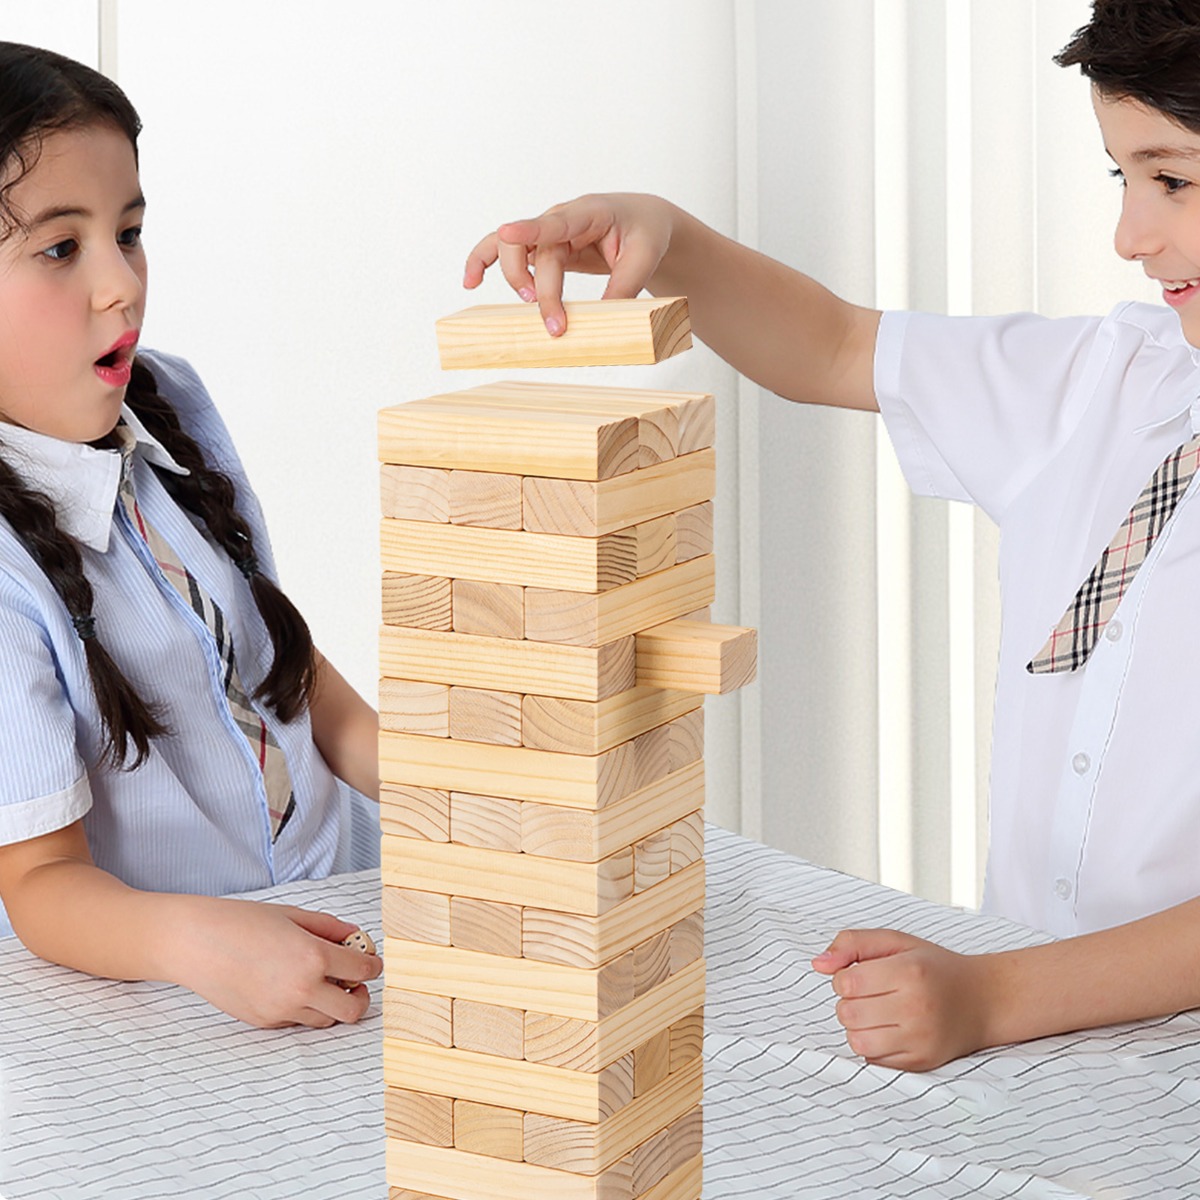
[[1156, 173, 1190, 195], [41, 238, 78, 261], [1108, 167, 1126, 188], [118, 225, 143, 249]]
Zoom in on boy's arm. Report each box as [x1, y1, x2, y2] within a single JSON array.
[[813, 895, 1200, 1071], [465, 194, 882, 412], [307, 649, 380, 802]]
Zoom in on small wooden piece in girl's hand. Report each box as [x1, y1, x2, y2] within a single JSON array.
[[334, 928, 377, 989]]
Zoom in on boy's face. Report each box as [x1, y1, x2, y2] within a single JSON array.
[[1094, 88, 1200, 348]]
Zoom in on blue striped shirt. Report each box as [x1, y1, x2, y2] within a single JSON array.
[[0, 350, 378, 938]]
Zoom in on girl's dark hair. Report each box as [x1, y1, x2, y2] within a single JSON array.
[[1056, 1, 1200, 134], [0, 43, 315, 770]]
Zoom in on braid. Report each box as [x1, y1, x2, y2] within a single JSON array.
[[0, 453, 166, 770], [125, 358, 317, 722]]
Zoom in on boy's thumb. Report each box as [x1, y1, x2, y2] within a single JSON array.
[[811, 928, 916, 973]]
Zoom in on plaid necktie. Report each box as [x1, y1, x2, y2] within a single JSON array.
[[114, 427, 296, 837], [1027, 433, 1200, 674]]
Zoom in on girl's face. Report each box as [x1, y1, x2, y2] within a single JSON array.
[[0, 122, 145, 442]]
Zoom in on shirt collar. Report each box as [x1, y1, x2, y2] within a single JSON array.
[[0, 405, 189, 553]]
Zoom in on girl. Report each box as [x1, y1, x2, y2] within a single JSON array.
[[0, 43, 381, 1029], [464, 0, 1200, 1070]]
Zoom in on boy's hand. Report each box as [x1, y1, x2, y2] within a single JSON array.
[[463, 193, 675, 338], [812, 929, 999, 1071], [169, 897, 382, 1029]]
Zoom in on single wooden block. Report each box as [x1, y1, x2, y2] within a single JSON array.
[[382, 572, 453, 631], [450, 896, 522, 957], [522, 1056, 702, 1175], [523, 448, 716, 539], [633, 828, 672, 894], [384, 1087, 455, 1148], [435, 297, 691, 370], [632, 930, 672, 998], [449, 469, 523, 530], [669, 911, 704, 973], [521, 687, 702, 758], [640, 1154, 702, 1200], [383, 837, 632, 917], [524, 556, 715, 648], [523, 960, 705, 1073], [380, 625, 636, 702], [520, 761, 704, 864], [380, 784, 450, 842], [633, 1029, 671, 1098], [381, 465, 451, 523], [448, 791, 524, 851], [669, 812, 704, 873], [672, 502, 713, 564], [634, 514, 677, 576], [522, 860, 704, 969], [381, 517, 637, 594], [383, 989, 453, 1047], [379, 679, 451, 737], [453, 1099, 524, 1162], [448, 687, 522, 746], [635, 620, 757, 695], [667, 1107, 702, 1173], [379, 397, 639, 482], [451, 579, 524, 639], [629, 710, 703, 789], [631, 1126, 671, 1196], [669, 1010, 703, 1072], [383, 887, 451, 945], [384, 1040, 635, 1124], [452, 998, 524, 1060]]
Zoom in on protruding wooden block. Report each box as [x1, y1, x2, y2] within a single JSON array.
[[633, 828, 672, 894], [669, 1010, 703, 1072], [382, 572, 453, 630], [453, 1099, 524, 1161], [448, 687, 523, 747], [450, 896, 522, 957], [380, 784, 450, 842], [379, 679, 450, 737], [435, 298, 691, 370], [385, 1088, 454, 1147], [673, 502, 713, 563], [381, 465, 451, 523], [452, 998, 524, 1060], [633, 1029, 671, 1097], [635, 620, 757, 694], [383, 887, 451, 945], [452, 579, 524, 639], [449, 469, 523, 529], [383, 989, 453, 1047]]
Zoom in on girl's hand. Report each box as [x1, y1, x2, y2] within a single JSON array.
[[812, 929, 1000, 1072], [169, 897, 382, 1029], [463, 193, 676, 337]]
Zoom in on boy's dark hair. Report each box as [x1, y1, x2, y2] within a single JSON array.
[[1056, 1, 1200, 134], [0, 42, 316, 770]]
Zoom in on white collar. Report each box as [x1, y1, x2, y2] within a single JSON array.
[[0, 406, 189, 552]]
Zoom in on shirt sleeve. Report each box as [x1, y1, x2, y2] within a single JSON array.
[[875, 308, 1107, 523]]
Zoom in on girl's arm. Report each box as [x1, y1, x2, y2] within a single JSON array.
[[0, 821, 381, 1027], [812, 895, 1200, 1071], [465, 193, 882, 413], [308, 649, 380, 802]]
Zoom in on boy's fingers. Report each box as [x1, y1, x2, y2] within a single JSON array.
[[463, 232, 500, 288], [284, 906, 358, 942], [816, 928, 919, 972], [602, 240, 660, 301], [497, 238, 537, 299], [533, 245, 569, 334]]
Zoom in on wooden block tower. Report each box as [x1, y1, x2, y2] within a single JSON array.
[[379, 297, 756, 1200]]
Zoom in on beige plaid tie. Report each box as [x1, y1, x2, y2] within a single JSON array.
[[1028, 433, 1200, 674], [114, 427, 296, 837]]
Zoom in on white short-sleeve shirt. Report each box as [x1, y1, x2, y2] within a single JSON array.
[[876, 301, 1200, 937]]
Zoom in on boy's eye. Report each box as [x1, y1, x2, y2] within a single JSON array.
[[1156, 173, 1190, 194], [41, 238, 78, 261], [118, 225, 143, 249]]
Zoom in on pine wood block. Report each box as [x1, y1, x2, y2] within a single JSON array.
[[672, 502, 713, 564], [383, 572, 453, 630], [630, 1127, 670, 1197], [633, 930, 671, 998], [633, 829, 672, 894], [524, 556, 715, 649], [633, 1029, 671, 1097], [522, 449, 716, 539], [521, 687, 702, 758], [381, 784, 450, 842], [449, 469, 523, 529], [452, 579, 524, 639], [667, 1108, 702, 1173], [381, 465, 451, 522], [436, 297, 691, 370], [669, 812, 704, 873], [388, 1189, 449, 1200], [384, 1040, 635, 1124], [383, 886, 451, 945], [380, 679, 451, 737], [450, 896, 522, 957], [522, 1056, 702, 1175], [520, 761, 704, 863], [640, 1155, 701, 1200], [452, 998, 524, 1060], [448, 791, 522, 850], [634, 516, 677, 577], [630, 709, 703, 786], [384, 939, 634, 1022], [448, 687, 522, 746], [381, 517, 637, 594], [453, 1099, 524, 1161], [669, 1010, 703, 1072], [635, 620, 757, 695], [522, 860, 704, 969], [379, 398, 639, 482], [669, 912, 704, 973], [385, 1087, 455, 1147], [387, 1138, 635, 1200], [383, 989, 453, 1046], [380, 625, 636, 702], [523, 959, 705, 1072]]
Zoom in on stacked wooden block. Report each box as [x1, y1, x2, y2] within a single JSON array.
[[379, 300, 756, 1200]]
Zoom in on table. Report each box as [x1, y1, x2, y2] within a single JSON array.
[[3, 831, 1198, 1199]]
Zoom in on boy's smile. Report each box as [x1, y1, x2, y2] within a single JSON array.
[[1094, 88, 1200, 348], [0, 123, 146, 443]]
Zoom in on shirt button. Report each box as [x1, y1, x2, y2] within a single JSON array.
[[1054, 878, 1073, 901], [1072, 752, 1091, 775], [1105, 620, 1123, 642]]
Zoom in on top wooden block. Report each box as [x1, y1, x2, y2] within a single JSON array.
[[436, 298, 692, 370]]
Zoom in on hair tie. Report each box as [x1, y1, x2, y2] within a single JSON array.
[[71, 613, 98, 640], [233, 553, 259, 580]]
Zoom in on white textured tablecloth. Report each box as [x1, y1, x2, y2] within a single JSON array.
[[3, 833, 1198, 1199]]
